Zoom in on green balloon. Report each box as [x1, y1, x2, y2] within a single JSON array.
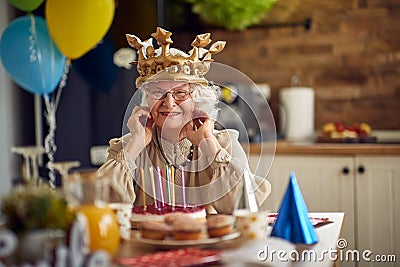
[[7, 0, 44, 12]]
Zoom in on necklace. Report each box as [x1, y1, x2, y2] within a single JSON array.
[[155, 128, 194, 168]]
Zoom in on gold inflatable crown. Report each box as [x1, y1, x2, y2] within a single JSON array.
[[126, 27, 226, 87]]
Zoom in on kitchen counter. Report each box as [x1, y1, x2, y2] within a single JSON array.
[[243, 130, 400, 155], [244, 141, 400, 155]]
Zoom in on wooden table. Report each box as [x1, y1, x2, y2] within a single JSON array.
[[113, 212, 344, 267]]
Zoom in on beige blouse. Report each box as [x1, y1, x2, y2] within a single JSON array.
[[98, 128, 271, 214]]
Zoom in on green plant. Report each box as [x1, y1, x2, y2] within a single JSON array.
[[186, 0, 277, 31], [1, 185, 75, 234]]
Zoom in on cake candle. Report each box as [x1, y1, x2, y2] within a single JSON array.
[[149, 167, 158, 208], [166, 164, 171, 205], [140, 168, 146, 210], [157, 166, 165, 206], [181, 166, 186, 208], [171, 165, 175, 208]]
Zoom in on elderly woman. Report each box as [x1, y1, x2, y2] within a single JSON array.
[[98, 27, 271, 214]]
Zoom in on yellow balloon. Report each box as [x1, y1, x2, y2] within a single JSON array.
[[45, 0, 115, 60]]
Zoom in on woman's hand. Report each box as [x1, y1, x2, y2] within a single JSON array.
[[184, 108, 212, 146], [184, 108, 222, 157], [125, 106, 154, 159]]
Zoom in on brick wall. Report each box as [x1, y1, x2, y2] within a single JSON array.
[[175, 0, 400, 130]]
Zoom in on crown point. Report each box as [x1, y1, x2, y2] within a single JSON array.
[[151, 27, 173, 45], [209, 41, 226, 54], [192, 33, 212, 48], [126, 34, 143, 49]]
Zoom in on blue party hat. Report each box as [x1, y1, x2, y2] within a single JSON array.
[[270, 172, 318, 244]]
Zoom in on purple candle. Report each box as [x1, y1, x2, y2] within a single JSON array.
[[157, 166, 165, 206]]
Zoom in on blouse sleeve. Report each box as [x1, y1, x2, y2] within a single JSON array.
[[97, 137, 137, 204], [207, 130, 272, 214]]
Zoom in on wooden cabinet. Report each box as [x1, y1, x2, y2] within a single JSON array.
[[355, 156, 400, 267], [248, 154, 400, 267]]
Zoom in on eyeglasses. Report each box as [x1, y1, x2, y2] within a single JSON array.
[[147, 89, 193, 101]]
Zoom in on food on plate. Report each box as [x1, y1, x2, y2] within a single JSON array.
[[322, 122, 336, 134], [135, 206, 237, 241], [206, 214, 234, 237], [141, 221, 172, 240], [164, 212, 202, 225], [172, 218, 205, 240], [321, 121, 372, 139], [334, 122, 345, 132], [131, 204, 206, 228], [330, 130, 357, 139], [359, 123, 371, 136]]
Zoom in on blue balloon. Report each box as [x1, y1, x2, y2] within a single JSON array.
[[0, 15, 66, 95]]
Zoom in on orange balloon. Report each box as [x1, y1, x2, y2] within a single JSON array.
[[45, 0, 115, 59]]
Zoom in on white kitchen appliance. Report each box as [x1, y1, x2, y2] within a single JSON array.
[[279, 86, 315, 141]]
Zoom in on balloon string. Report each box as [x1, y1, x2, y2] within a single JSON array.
[[49, 26, 55, 96], [44, 60, 70, 188], [44, 105, 57, 189], [28, 14, 46, 95], [28, 13, 52, 186], [54, 59, 70, 109]]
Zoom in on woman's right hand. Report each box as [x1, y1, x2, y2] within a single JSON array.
[[125, 106, 154, 158]]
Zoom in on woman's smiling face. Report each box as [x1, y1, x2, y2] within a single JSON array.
[[146, 81, 194, 131]]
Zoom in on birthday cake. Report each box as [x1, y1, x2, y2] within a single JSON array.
[[131, 203, 206, 228]]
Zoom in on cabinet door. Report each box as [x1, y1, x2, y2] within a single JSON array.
[[249, 155, 355, 239], [356, 156, 400, 267]]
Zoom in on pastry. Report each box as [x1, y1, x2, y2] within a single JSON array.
[[131, 203, 206, 228], [172, 218, 205, 240], [140, 221, 171, 240], [206, 214, 234, 238]]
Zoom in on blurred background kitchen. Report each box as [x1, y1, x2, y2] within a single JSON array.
[[1, 0, 399, 190]]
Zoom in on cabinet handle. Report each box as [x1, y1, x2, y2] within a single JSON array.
[[342, 166, 350, 175], [358, 165, 365, 174]]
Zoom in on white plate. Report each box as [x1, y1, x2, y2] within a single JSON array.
[[135, 231, 241, 249]]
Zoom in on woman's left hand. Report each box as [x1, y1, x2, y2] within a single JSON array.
[[184, 108, 213, 146]]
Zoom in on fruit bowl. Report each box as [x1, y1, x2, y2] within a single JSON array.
[[317, 122, 377, 143]]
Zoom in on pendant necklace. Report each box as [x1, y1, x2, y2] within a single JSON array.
[[155, 128, 194, 169]]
